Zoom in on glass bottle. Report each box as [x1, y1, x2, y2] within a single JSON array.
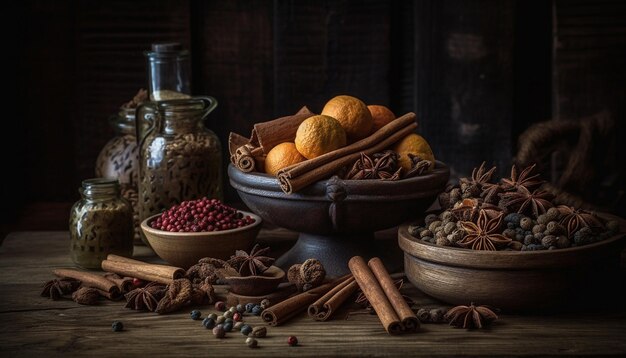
[[136, 97, 222, 245], [145, 43, 192, 101], [95, 106, 142, 245], [69, 178, 134, 269]]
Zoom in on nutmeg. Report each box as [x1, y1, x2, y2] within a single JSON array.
[[72, 287, 100, 305], [299, 259, 326, 287]]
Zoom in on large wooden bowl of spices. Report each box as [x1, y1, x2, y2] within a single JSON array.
[[398, 218, 626, 312]]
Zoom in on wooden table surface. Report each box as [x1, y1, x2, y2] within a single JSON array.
[[1, 231, 626, 357]]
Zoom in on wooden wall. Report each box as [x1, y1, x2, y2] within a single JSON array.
[[5, 0, 625, 232]]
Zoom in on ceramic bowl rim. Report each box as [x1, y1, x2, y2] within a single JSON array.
[[140, 210, 262, 238]]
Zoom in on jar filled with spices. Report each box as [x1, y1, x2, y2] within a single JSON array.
[[69, 178, 134, 269], [95, 90, 147, 245], [136, 96, 222, 245]]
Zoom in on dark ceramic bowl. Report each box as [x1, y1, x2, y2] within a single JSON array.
[[228, 161, 449, 275], [223, 266, 286, 296]]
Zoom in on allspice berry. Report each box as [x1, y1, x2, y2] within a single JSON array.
[[246, 337, 258, 348]]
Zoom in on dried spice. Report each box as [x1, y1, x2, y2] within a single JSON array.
[[155, 278, 193, 314], [460, 161, 496, 199], [72, 287, 100, 305], [557, 205, 604, 238], [499, 187, 554, 218], [190, 279, 216, 305], [41, 278, 81, 300], [445, 303, 498, 329], [124, 282, 166, 311], [501, 164, 543, 192], [227, 244, 275, 276], [345, 151, 402, 180], [288, 259, 327, 291], [404, 154, 431, 178], [458, 210, 511, 251], [186, 257, 231, 284]]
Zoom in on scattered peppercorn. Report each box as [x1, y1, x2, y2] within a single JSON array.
[[223, 322, 233, 332], [250, 326, 267, 338], [260, 299, 270, 309], [111, 321, 124, 332], [246, 337, 259, 348], [233, 312, 242, 322], [252, 305, 263, 316], [213, 325, 225, 338], [190, 310, 202, 320], [215, 301, 226, 311], [240, 324, 253, 336], [245, 303, 255, 313], [207, 313, 218, 320], [216, 316, 226, 324], [202, 317, 215, 329], [228, 306, 237, 314], [132, 278, 144, 288], [223, 310, 233, 319], [234, 322, 244, 331], [287, 336, 298, 346], [236, 304, 245, 313]]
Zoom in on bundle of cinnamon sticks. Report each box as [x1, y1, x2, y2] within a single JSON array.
[[348, 256, 419, 335]]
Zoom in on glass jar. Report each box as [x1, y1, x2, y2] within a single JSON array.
[[95, 107, 142, 245], [136, 97, 222, 245], [69, 178, 134, 269], [145, 43, 192, 101]]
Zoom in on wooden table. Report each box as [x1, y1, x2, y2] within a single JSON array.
[[2, 231, 626, 357]]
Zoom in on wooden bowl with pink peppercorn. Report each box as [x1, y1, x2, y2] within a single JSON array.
[[140, 198, 262, 269]]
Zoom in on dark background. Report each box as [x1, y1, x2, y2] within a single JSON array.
[[3, 0, 625, 238]]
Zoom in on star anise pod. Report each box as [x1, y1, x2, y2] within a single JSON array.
[[345, 152, 401, 181], [501, 164, 544, 192], [124, 282, 166, 311], [372, 150, 399, 173], [445, 302, 498, 329], [41, 278, 81, 300], [499, 186, 554, 218], [557, 205, 604, 238], [458, 210, 511, 251], [227, 244, 275, 276]]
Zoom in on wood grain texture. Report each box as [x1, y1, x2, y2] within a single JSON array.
[[2, 231, 626, 356]]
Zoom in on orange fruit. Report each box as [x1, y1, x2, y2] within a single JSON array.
[[321, 95, 373, 141], [368, 105, 396, 133], [264, 142, 306, 175], [392, 133, 435, 172], [295, 115, 347, 159]]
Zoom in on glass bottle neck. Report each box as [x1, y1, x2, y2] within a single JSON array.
[[155, 99, 207, 135], [80, 178, 121, 201]]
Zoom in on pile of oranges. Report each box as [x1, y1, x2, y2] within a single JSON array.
[[264, 95, 435, 177]]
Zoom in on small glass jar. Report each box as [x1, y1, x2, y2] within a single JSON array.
[[145, 43, 192, 101], [95, 107, 142, 245], [69, 178, 134, 269]]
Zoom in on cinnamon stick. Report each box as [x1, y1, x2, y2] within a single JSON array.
[[103, 273, 134, 293], [261, 275, 351, 326], [101, 255, 185, 285], [53, 269, 120, 298], [308, 275, 358, 321], [368, 257, 419, 332], [277, 113, 418, 193], [251, 106, 314, 154], [348, 257, 402, 334]]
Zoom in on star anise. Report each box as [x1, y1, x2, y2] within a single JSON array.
[[124, 282, 166, 311], [557, 205, 604, 238], [345, 152, 401, 181], [501, 164, 544, 192], [445, 302, 498, 329], [499, 186, 554, 218], [41, 278, 81, 300], [458, 210, 511, 251], [459, 162, 492, 198], [227, 244, 275, 276]]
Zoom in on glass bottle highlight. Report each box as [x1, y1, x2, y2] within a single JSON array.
[[69, 178, 134, 269]]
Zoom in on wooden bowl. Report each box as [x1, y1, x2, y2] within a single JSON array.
[[140, 211, 262, 269], [223, 266, 286, 296], [398, 222, 626, 312]]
